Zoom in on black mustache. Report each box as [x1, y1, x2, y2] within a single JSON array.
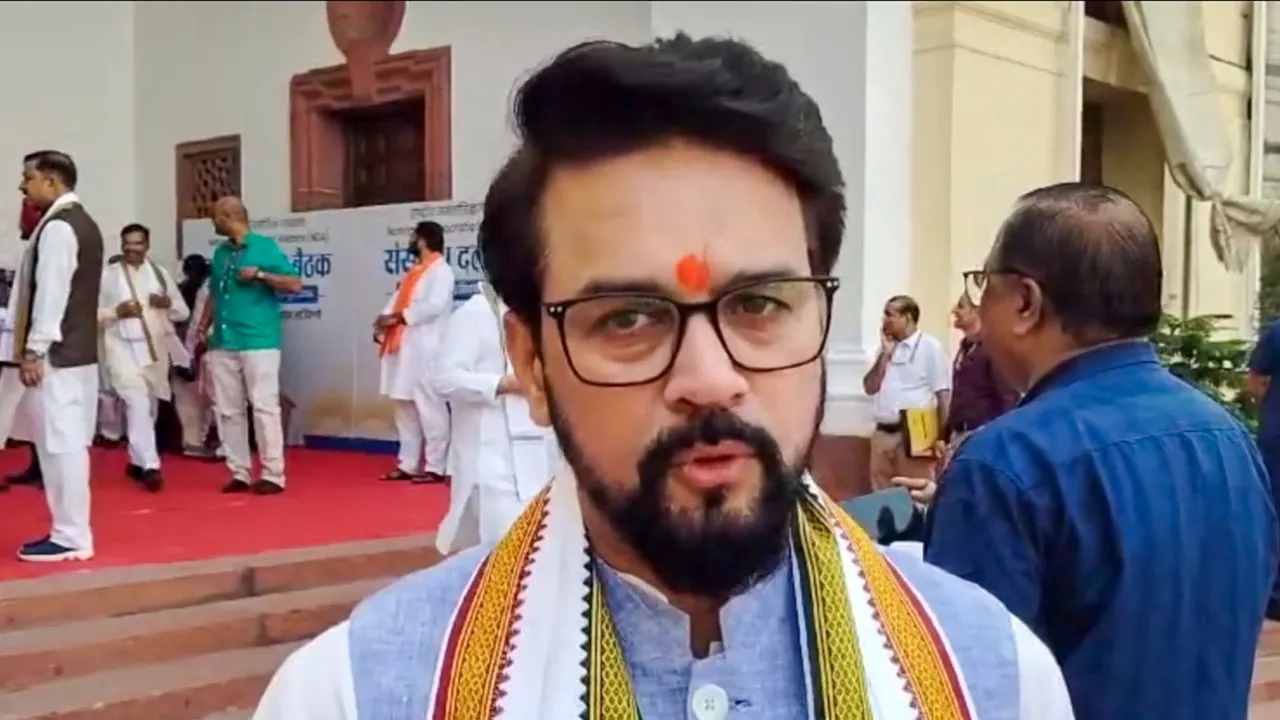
[[636, 410, 783, 487]]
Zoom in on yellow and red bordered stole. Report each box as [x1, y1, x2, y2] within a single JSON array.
[[425, 473, 977, 719]]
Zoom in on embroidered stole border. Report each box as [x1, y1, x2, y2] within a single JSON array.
[[429, 487, 972, 720]]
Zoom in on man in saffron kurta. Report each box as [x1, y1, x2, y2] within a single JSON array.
[[253, 36, 1073, 719], [375, 220, 454, 484]]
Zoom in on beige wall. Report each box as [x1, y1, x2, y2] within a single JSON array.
[[912, 1, 1258, 345]]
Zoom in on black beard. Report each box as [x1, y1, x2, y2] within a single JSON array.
[[548, 367, 824, 599]]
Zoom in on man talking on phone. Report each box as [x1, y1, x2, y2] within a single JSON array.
[[861, 295, 950, 491]]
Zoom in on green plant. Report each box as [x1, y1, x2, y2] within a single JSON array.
[[1259, 244, 1280, 326], [1150, 313, 1256, 431]]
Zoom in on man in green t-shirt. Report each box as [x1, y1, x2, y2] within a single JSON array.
[[198, 197, 301, 495]]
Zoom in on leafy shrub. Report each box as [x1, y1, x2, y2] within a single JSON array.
[[1150, 313, 1256, 432]]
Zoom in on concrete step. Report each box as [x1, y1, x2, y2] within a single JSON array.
[[0, 577, 388, 691], [1262, 621, 1280, 657], [0, 641, 300, 720], [1254, 655, 1280, 705], [198, 712, 251, 720], [0, 533, 435, 631]]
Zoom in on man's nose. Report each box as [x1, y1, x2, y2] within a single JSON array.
[[662, 314, 748, 410]]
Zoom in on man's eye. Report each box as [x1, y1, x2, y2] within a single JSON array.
[[727, 294, 785, 316]]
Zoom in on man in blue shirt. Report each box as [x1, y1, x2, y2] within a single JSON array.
[[924, 183, 1277, 720], [1247, 320, 1280, 619]]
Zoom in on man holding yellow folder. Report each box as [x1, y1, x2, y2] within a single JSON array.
[[861, 295, 950, 490]]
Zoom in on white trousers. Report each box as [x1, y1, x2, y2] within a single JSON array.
[[392, 400, 423, 474], [97, 392, 124, 441], [19, 363, 98, 552], [172, 376, 213, 448], [118, 382, 160, 470], [209, 349, 286, 486], [390, 388, 449, 474]]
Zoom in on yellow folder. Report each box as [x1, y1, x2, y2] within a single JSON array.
[[901, 407, 940, 458]]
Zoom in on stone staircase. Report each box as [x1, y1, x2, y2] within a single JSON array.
[[0, 534, 439, 720], [3, 543, 1279, 718], [1254, 622, 1280, 719]]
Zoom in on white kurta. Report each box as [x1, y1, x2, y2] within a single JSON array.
[[432, 292, 559, 554], [9, 192, 99, 553], [378, 261, 455, 400], [10, 193, 98, 453], [98, 260, 190, 401], [0, 237, 35, 445]]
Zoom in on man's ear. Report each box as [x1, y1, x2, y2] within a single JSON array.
[[504, 311, 550, 427]]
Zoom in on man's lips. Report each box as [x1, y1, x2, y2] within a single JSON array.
[[673, 441, 755, 466], [672, 441, 756, 490]]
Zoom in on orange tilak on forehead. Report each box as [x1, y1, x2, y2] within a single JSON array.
[[674, 253, 711, 293]]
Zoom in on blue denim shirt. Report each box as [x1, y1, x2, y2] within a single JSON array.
[[924, 340, 1276, 720], [1250, 321, 1280, 444]]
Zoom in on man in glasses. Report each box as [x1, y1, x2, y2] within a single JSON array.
[[924, 183, 1275, 720], [254, 34, 1070, 719]]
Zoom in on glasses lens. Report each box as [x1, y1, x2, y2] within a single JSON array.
[[963, 271, 986, 306], [561, 295, 681, 385], [719, 279, 830, 370], [558, 279, 833, 385]]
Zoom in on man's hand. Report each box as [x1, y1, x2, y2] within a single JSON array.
[[879, 331, 897, 356], [890, 475, 937, 507], [237, 266, 260, 283], [374, 313, 401, 330], [497, 374, 523, 396], [19, 352, 43, 388], [933, 440, 953, 470], [149, 293, 171, 310], [116, 300, 143, 318]]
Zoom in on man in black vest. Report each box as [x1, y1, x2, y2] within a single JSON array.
[[13, 150, 104, 563]]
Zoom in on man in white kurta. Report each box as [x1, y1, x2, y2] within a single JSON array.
[[9, 151, 105, 563], [375, 221, 454, 484], [173, 268, 217, 458], [98, 224, 190, 492], [433, 285, 558, 553]]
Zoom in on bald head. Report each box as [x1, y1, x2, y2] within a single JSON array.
[[991, 182, 1162, 342], [211, 196, 249, 240], [214, 196, 247, 222]]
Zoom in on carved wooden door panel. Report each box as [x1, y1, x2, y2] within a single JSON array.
[[343, 100, 425, 208], [176, 136, 242, 220], [175, 135, 242, 256]]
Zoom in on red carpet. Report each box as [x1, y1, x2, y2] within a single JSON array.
[[0, 446, 448, 581]]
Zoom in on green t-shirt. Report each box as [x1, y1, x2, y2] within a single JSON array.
[[208, 233, 298, 352]]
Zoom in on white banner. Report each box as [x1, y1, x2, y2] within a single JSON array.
[[181, 200, 483, 451]]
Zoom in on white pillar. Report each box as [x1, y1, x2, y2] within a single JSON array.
[[649, 1, 914, 436]]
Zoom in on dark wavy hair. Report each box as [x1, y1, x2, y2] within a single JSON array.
[[477, 34, 846, 334]]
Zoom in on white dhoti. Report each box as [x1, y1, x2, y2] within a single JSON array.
[[15, 361, 98, 552]]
